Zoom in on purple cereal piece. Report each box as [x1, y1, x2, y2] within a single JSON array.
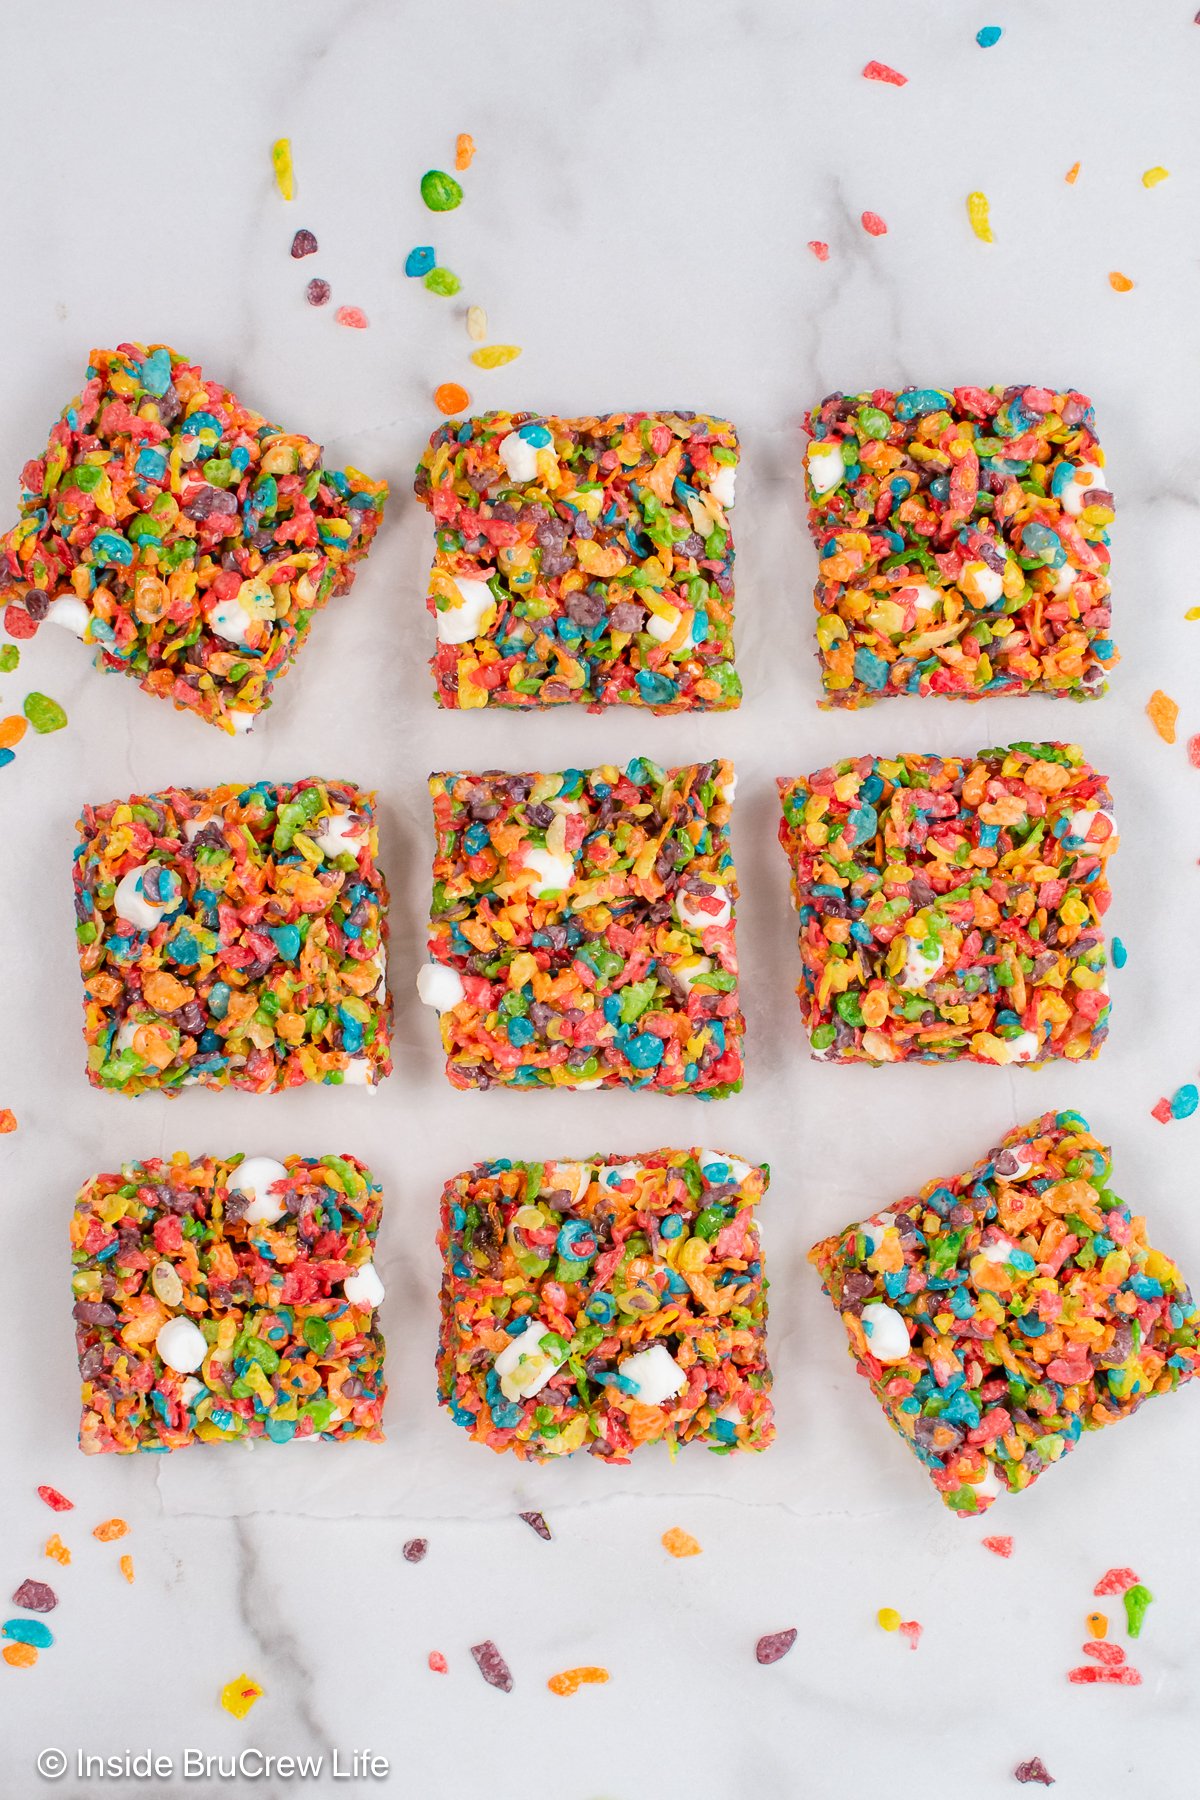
[[402, 1539, 428, 1564], [290, 229, 319, 258], [518, 1511, 551, 1541], [306, 278, 331, 307], [1014, 1759, 1055, 1787], [470, 1639, 513, 1692], [12, 1580, 57, 1613], [755, 1628, 797, 1665]]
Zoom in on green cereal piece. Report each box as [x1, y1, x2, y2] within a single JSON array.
[[424, 267, 462, 297], [0, 645, 19, 672], [1124, 1584, 1154, 1638], [23, 691, 67, 733]]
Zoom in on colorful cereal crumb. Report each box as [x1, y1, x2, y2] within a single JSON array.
[[1086, 1612, 1108, 1639], [755, 1629, 798, 1664], [3, 607, 37, 639], [1124, 1584, 1154, 1637], [119, 1555, 135, 1585], [1170, 1085, 1199, 1120], [1014, 1760, 1055, 1787], [405, 246, 436, 277], [1067, 1661, 1142, 1685], [1187, 734, 1200, 767], [519, 1512, 551, 1541], [455, 134, 476, 171], [469, 344, 521, 368], [271, 139, 294, 201], [982, 1536, 1014, 1558], [861, 211, 888, 235], [1152, 1097, 1174, 1124], [1185, 607, 1200, 621], [1147, 689, 1179, 741], [470, 1639, 513, 1692], [2, 1643, 37, 1668], [1108, 271, 1135, 292], [466, 305, 487, 341], [305, 278, 331, 306], [967, 191, 994, 242], [808, 240, 830, 261], [43, 1537, 69, 1567], [1094, 1568, 1139, 1595], [22, 693, 66, 734], [877, 1608, 902, 1632], [433, 383, 470, 415], [335, 306, 369, 329], [428, 1651, 448, 1673], [2, 1619, 53, 1649], [547, 1666, 609, 1696], [662, 1529, 702, 1559], [976, 25, 1003, 46], [421, 170, 463, 212], [220, 1675, 264, 1719], [0, 1110, 16, 1134], [898, 1621, 922, 1651], [1112, 937, 1128, 969], [11, 1581, 56, 1612], [0, 715, 26, 750], [402, 1539, 428, 1564], [424, 268, 461, 297], [0, 749, 13, 771], [1142, 167, 1169, 187], [93, 1518, 128, 1542], [37, 1487, 73, 1513], [862, 61, 907, 84], [0, 645, 18, 671], [290, 230, 318, 258], [1065, 162, 1081, 183], [1083, 1640, 1126, 1667]]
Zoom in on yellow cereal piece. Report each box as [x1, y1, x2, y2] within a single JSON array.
[[271, 138, 295, 201], [1141, 166, 1169, 188], [469, 344, 522, 369], [877, 1607, 902, 1632], [220, 1674, 264, 1719], [966, 192, 994, 243]]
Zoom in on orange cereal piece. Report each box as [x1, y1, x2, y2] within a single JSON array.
[[0, 1110, 15, 1134], [661, 1527, 701, 1559], [1086, 1611, 1108, 1639], [43, 1536, 70, 1567], [1147, 689, 1179, 742], [93, 1518, 129, 1543], [434, 383, 470, 416], [455, 134, 476, 171], [548, 1665, 610, 1696], [0, 715, 26, 749], [3, 1642, 37, 1668], [119, 1554, 135, 1585], [1065, 161, 1081, 183], [1108, 271, 1135, 292]]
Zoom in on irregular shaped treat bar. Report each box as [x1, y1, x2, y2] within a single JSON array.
[[438, 1148, 773, 1460], [808, 1112, 1199, 1512], [72, 1153, 386, 1452], [75, 780, 390, 1094], [414, 412, 739, 710], [0, 344, 386, 732], [777, 742, 1115, 1064], [804, 386, 1115, 706], [421, 759, 743, 1094]]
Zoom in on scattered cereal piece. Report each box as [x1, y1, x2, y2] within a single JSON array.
[[1083, 1640, 1126, 1667], [469, 344, 522, 368], [1124, 1584, 1154, 1637], [548, 1666, 609, 1696], [43, 1537, 69, 1567], [0, 715, 26, 748], [1170, 1085, 1198, 1120], [1094, 1568, 1140, 1595], [3, 606, 37, 640], [305, 277, 331, 306], [898, 1620, 922, 1650], [220, 1674, 264, 1719], [2, 1619, 52, 1649], [22, 692, 66, 734], [1185, 606, 1200, 621], [1147, 689, 1179, 741], [470, 1639, 513, 1692], [335, 306, 369, 329], [93, 1518, 128, 1542], [2, 1643, 37, 1669], [1142, 167, 1169, 188], [982, 1536, 1014, 1558], [807, 240, 830, 261], [661, 1528, 702, 1559], [0, 1110, 15, 1134], [1108, 271, 1135, 292], [1067, 1662, 1142, 1685], [402, 1540, 428, 1564], [877, 1609, 901, 1632], [862, 61, 907, 84], [967, 191, 994, 242], [0, 748, 13, 771], [455, 134, 475, 171], [421, 170, 464, 212], [1187, 734, 1200, 768], [290, 229, 318, 258], [1065, 162, 1081, 184], [466, 304, 487, 341], [11, 1582, 55, 1613], [405, 246, 436, 277], [755, 1629, 798, 1664], [977, 25, 1003, 46], [271, 139, 294, 202], [433, 383, 470, 415], [861, 211, 888, 236], [37, 1487, 72, 1513], [1086, 1612, 1108, 1639], [519, 1511, 552, 1541], [1112, 938, 1127, 969], [428, 1651, 447, 1673], [424, 268, 461, 297], [1152, 1097, 1174, 1124], [119, 1555, 134, 1585], [0, 645, 18, 672], [1014, 1759, 1055, 1787]]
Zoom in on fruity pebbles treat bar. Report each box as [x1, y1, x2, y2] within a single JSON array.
[[804, 385, 1115, 705], [72, 1153, 386, 1452], [420, 759, 743, 1094], [809, 1111, 1199, 1513], [777, 742, 1115, 1065], [75, 780, 390, 1095], [438, 1148, 773, 1460], [414, 411, 739, 710], [0, 344, 386, 733]]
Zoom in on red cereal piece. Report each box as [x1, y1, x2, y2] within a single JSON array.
[[335, 306, 369, 329], [402, 1539, 428, 1564], [982, 1535, 1014, 1558], [470, 1639, 513, 1692], [3, 605, 37, 640], [862, 61, 907, 85], [1186, 733, 1200, 767], [1082, 1640, 1126, 1666], [1067, 1662, 1142, 1685], [755, 1628, 798, 1665], [898, 1620, 922, 1650], [807, 240, 830, 261], [1014, 1759, 1056, 1787], [861, 211, 888, 236], [1094, 1567, 1140, 1595], [1152, 1098, 1174, 1123], [428, 1651, 447, 1673], [518, 1511, 551, 1541], [36, 1486, 73, 1513]]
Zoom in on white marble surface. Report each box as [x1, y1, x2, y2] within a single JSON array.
[[1, 2, 1199, 1795]]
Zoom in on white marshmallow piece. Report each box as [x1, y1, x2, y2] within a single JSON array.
[[340, 1057, 376, 1089], [980, 1236, 1017, 1265], [699, 1149, 752, 1187], [495, 1322, 567, 1401], [860, 1212, 896, 1256], [708, 464, 737, 508], [545, 1162, 593, 1205], [674, 955, 713, 993], [522, 845, 576, 896], [807, 441, 845, 496], [113, 863, 174, 932], [416, 963, 466, 1012], [229, 710, 255, 734], [961, 560, 1005, 606], [719, 772, 737, 806], [897, 937, 944, 989], [675, 886, 732, 933], [314, 810, 364, 859], [206, 595, 256, 647], [44, 594, 92, 637], [344, 1261, 385, 1310], [645, 603, 683, 645], [229, 1156, 290, 1225], [436, 576, 497, 645], [859, 1302, 911, 1365], [602, 1161, 645, 1189], [1003, 1031, 1043, 1064], [156, 1315, 208, 1374], [617, 1344, 687, 1406], [1062, 461, 1104, 516], [498, 430, 542, 484]]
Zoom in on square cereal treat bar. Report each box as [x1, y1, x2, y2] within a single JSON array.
[[438, 1148, 773, 1461], [421, 758, 743, 1094], [75, 779, 390, 1095], [809, 1111, 1199, 1513], [804, 385, 1115, 705], [72, 1152, 386, 1453], [777, 742, 1115, 1065], [0, 343, 386, 733], [413, 411, 739, 710]]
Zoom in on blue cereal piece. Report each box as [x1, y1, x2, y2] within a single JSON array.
[[405, 245, 436, 277]]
